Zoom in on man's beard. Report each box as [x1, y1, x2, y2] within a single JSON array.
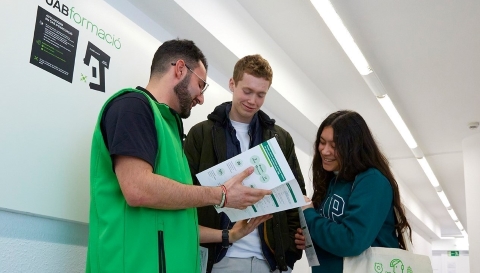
[[174, 74, 193, 119]]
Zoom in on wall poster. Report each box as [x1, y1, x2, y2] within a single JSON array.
[[30, 6, 79, 83]]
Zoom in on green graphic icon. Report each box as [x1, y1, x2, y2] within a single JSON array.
[[34, 56, 38, 61], [260, 174, 270, 183], [390, 259, 404, 273], [253, 164, 267, 175], [80, 73, 87, 82], [217, 168, 225, 176], [250, 155, 260, 165], [374, 262, 383, 273], [235, 159, 243, 167], [407, 266, 413, 273], [36, 40, 41, 45]]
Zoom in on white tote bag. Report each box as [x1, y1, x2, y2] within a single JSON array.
[[343, 247, 433, 273]]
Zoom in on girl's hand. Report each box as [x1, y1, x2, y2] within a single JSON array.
[[302, 195, 313, 210], [295, 228, 306, 250]]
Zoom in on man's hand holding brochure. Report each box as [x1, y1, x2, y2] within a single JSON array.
[[197, 137, 320, 267], [196, 137, 306, 221]]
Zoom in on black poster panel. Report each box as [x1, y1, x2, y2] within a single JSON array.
[[83, 42, 110, 92], [30, 6, 79, 83]]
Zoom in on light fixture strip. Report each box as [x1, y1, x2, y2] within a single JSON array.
[[447, 208, 458, 221], [437, 191, 451, 208], [416, 157, 440, 187], [377, 95, 418, 148], [310, 0, 372, 75], [455, 221, 464, 231]]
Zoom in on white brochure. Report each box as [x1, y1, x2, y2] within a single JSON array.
[[298, 207, 320, 267], [196, 138, 306, 222]]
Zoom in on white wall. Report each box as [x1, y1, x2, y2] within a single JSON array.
[[0, 1, 152, 271], [432, 238, 470, 273], [431, 254, 470, 273], [463, 133, 480, 271], [0, 0, 160, 223], [412, 230, 433, 257], [0, 237, 86, 273], [0, 210, 87, 273]]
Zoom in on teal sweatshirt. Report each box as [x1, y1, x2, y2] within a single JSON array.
[[304, 168, 399, 273]]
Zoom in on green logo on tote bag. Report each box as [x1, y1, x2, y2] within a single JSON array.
[[374, 263, 383, 273], [390, 259, 404, 272], [374, 259, 413, 273]]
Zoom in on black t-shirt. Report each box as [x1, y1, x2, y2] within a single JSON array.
[[100, 87, 157, 169]]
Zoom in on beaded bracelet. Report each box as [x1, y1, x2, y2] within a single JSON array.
[[214, 185, 227, 208], [221, 185, 228, 208]]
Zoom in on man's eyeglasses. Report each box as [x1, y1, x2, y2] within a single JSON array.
[[171, 62, 209, 94]]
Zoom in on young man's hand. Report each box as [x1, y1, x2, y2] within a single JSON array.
[[229, 215, 273, 243]]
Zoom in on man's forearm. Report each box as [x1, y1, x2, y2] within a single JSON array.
[[140, 172, 222, 209], [115, 155, 222, 209], [116, 155, 269, 210]]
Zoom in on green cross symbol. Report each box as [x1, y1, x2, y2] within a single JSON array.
[[34, 56, 38, 61], [80, 73, 87, 82]]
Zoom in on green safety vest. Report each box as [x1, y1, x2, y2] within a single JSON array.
[[86, 88, 199, 273]]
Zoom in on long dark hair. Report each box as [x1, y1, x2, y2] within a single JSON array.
[[311, 110, 412, 250]]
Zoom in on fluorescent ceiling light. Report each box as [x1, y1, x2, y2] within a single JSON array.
[[455, 221, 464, 231], [377, 95, 418, 148], [310, 0, 372, 75], [461, 230, 468, 237], [362, 72, 387, 97], [417, 157, 440, 187], [437, 191, 451, 208], [447, 208, 458, 221]]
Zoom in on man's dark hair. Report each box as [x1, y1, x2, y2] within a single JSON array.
[[150, 39, 208, 78]]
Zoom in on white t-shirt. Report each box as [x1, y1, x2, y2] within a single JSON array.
[[225, 119, 264, 260]]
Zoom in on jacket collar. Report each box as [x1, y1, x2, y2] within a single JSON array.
[[207, 101, 276, 128]]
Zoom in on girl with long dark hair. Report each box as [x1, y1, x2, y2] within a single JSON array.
[[301, 110, 412, 273]]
